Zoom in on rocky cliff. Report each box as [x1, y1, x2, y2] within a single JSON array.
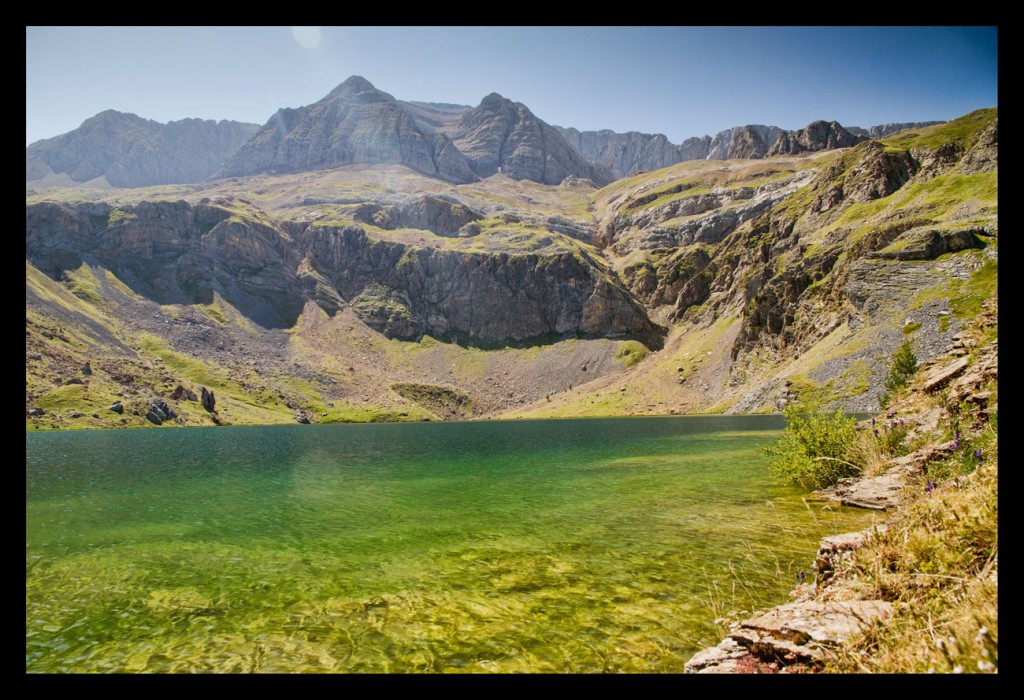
[[846, 121, 945, 139], [26, 111, 259, 187], [26, 197, 661, 346], [451, 93, 612, 186], [766, 120, 862, 156]]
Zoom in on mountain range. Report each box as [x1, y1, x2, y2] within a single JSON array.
[[25, 76, 995, 430], [27, 75, 943, 189]]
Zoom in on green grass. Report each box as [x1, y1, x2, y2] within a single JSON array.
[[390, 382, 473, 419], [949, 258, 997, 320], [615, 340, 650, 368], [882, 108, 997, 152]]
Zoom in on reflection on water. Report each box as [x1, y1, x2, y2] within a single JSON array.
[[26, 417, 876, 673]]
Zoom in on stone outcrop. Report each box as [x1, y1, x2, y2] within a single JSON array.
[[766, 120, 862, 157], [299, 224, 663, 346], [726, 125, 771, 159], [145, 398, 176, 425], [686, 600, 893, 672], [26, 110, 259, 187], [25, 198, 663, 348], [846, 121, 945, 139], [169, 385, 198, 402], [351, 195, 482, 236], [200, 387, 216, 413]]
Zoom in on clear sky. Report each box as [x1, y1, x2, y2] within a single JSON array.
[[26, 26, 998, 147]]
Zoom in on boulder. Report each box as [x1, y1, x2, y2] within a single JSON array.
[[200, 387, 216, 413]]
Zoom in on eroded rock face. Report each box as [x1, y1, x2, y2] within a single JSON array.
[[299, 225, 663, 345], [26, 110, 259, 187], [727, 126, 770, 159], [26, 200, 310, 329], [451, 93, 612, 186], [218, 76, 478, 184], [767, 120, 863, 157], [351, 195, 483, 236], [25, 199, 663, 347]]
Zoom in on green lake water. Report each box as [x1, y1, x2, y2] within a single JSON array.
[[26, 416, 878, 673]]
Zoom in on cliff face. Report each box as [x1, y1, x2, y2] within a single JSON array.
[[26, 111, 259, 187], [26, 198, 662, 346], [555, 127, 689, 179], [766, 120, 862, 156], [298, 225, 660, 344], [451, 94, 612, 186]]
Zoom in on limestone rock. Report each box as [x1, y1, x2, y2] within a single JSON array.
[[815, 469, 909, 510], [26, 110, 259, 187], [200, 387, 216, 413], [727, 125, 770, 159], [218, 76, 478, 184], [814, 526, 887, 584], [451, 93, 612, 186], [729, 600, 893, 663], [921, 356, 970, 393], [352, 195, 482, 236], [169, 385, 198, 402], [145, 398, 176, 425], [767, 120, 862, 157], [870, 227, 983, 261]]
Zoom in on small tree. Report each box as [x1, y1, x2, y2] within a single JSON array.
[[878, 339, 919, 408]]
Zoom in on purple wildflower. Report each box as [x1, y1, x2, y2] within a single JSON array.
[[926, 480, 937, 494], [899, 419, 904, 428], [974, 448, 982, 459], [873, 429, 879, 437], [872, 417, 876, 427], [798, 571, 805, 581]]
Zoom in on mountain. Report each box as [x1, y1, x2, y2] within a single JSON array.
[[219, 78, 612, 186], [25, 102, 995, 430], [556, 120, 947, 179], [26, 111, 260, 187], [765, 120, 861, 156], [217, 76, 479, 184], [846, 121, 945, 139], [449, 93, 612, 185]]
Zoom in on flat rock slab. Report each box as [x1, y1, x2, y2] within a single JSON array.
[[729, 600, 893, 662], [816, 469, 908, 510], [685, 638, 751, 673], [922, 356, 969, 393]]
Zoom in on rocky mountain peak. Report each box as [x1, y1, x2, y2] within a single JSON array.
[[321, 75, 388, 103], [479, 92, 513, 111]]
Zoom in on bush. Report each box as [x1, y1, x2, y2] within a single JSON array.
[[764, 404, 859, 489]]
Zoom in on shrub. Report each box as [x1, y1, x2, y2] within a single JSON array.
[[764, 404, 859, 489], [878, 339, 918, 408]]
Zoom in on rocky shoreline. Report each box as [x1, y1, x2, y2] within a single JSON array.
[[685, 313, 997, 673]]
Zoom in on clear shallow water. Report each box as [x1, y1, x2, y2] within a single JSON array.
[[26, 417, 875, 673]]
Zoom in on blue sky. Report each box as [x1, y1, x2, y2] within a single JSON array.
[[26, 26, 998, 147]]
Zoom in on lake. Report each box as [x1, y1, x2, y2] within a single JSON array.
[[26, 416, 877, 673]]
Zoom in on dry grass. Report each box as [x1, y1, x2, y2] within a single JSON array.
[[822, 406, 997, 673]]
